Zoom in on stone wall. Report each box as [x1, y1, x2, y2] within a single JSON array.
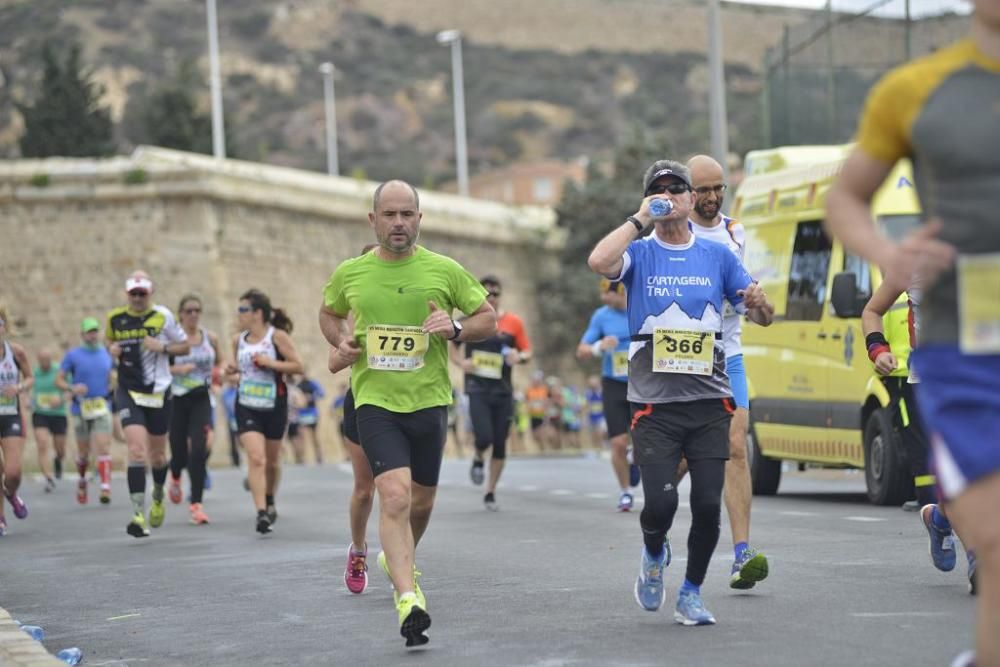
[[0, 147, 557, 464]]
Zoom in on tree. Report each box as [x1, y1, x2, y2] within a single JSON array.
[[18, 41, 115, 158], [133, 61, 217, 156], [534, 128, 672, 362]]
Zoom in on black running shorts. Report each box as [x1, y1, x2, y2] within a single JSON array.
[[355, 404, 447, 487], [629, 398, 734, 466], [341, 389, 360, 444], [236, 395, 288, 441], [31, 413, 68, 436], [601, 378, 630, 439], [116, 387, 172, 436]]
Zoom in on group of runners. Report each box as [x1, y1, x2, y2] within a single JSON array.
[[0, 273, 307, 537], [0, 9, 996, 660]]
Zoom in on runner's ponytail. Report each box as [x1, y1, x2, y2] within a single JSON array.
[[271, 308, 293, 333]]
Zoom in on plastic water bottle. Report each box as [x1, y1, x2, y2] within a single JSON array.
[[56, 648, 83, 665], [20, 624, 44, 640], [649, 198, 673, 218]]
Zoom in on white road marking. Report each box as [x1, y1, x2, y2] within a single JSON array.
[[843, 516, 887, 522], [519, 485, 539, 492], [779, 511, 819, 517], [585, 492, 611, 499], [851, 612, 952, 618], [551, 489, 575, 496], [107, 613, 142, 621]]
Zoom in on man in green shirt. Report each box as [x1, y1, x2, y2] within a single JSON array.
[[31, 348, 69, 491], [320, 180, 496, 647]]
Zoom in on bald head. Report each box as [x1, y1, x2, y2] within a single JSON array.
[[372, 180, 420, 213], [687, 155, 727, 223], [37, 347, 52, 370], [688, 155, 724, 185]]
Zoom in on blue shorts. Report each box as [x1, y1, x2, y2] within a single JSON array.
[[726, 354, 749, 410], [913, 344, 1000, 500]]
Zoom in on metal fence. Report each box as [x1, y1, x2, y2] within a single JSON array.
[[761, 0, 969, 148]]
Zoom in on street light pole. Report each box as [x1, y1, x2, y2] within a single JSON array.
[[205, 0, 226, 159], [319, 62, 339, 176], [437, 29, 469, 197], [707, 0, 730, 184]]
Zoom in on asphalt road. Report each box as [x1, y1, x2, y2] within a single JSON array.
[[1, 457, 975, 666]]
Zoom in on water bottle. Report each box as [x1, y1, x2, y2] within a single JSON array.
[[649, 198, 673, 218], [56, 648, 83, 665], [20, 624, 44, 640]]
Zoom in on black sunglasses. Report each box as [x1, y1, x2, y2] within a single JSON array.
[[647, 182, 690, 196], [182, 307, 202, 314], [128, 290, 149, 297]]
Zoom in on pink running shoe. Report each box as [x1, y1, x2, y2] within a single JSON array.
[[344, 545, 369, 594], [169, 476, 183, 505], [7, 494, 27, 520]]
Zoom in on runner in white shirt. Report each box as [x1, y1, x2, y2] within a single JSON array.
[[686, 155, 771, 590]]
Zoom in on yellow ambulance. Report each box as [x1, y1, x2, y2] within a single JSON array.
[[732, 145, 921, 505]]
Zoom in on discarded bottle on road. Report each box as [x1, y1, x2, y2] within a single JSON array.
[[20, 624, 44, 640], [56, 648, 83, 665], [649, 198, 673, 218]]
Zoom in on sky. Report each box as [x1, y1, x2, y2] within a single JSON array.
[[730, 0, 970, 17]]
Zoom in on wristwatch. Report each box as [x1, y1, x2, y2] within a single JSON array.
[[449, 319, 463, 340]]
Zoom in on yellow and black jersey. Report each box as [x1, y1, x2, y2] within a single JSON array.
[[855, 38, 1000, 345], [106, 304, 186, 394]]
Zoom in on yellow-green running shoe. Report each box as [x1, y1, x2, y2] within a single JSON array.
[[730, 547, 769, 590], [149, 499, 166, 528], [126, 512, 150, 538], [378, 550, 426, 609], [396, 592, 430, 648]]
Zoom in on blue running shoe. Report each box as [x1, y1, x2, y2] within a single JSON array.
[[920, 504, 956, 572], [674, 589, 716, 626], [730, 547, 769, 590], [633, 540, 671, 612], [617, 492, 634, 512]]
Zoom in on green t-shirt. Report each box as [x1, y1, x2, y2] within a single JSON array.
[[32, 366, 67, 416], [323, 246, 487, 413]]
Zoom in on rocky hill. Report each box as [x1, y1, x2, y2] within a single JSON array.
[[0, 0, 959, 187]]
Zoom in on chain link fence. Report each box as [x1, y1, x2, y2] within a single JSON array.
[[761, 0, 969, 148]]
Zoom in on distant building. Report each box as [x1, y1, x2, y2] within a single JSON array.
[[442, 159, 588, 206]]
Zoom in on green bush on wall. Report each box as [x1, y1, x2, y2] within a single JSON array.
[[29, 173, 50, 187], [123, 168, 149, 185]]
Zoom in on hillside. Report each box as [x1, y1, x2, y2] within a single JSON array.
[[0, 0, 946, 187]]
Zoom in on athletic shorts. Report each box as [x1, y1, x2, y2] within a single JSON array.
[[726, 354, 749, 410], [236, 395, 288, 441], [629, 399, 734, 466], [601, 378, 630, 439], [298, 410, 318, 427], [32, 413, 68, 435], [74, 413, 113, 442], [530, 416, 545, 431], [287, 421, 300, 438], [355, 404, 447, 487], [468, 391, 513, 459], [341, 389, 359, 444], [116, 387, 172, 436], [0, 413, 24, 439], [913, 345, 1000, 500]]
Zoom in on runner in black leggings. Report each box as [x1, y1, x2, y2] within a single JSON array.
[[168, 294, 220, 525]]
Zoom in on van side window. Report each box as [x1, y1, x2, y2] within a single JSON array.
[[786, 221, 833, 321], [843, 253, 872, 301]]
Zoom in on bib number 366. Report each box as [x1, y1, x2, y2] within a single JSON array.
[[651, 328, 714, 376]]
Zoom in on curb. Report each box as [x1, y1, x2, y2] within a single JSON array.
[[0, 609, 63, 666]]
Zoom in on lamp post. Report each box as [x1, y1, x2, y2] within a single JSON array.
[[205, 0, 226, 159], [318, 62, 339, 176], [436, 29, 469, 197], [707, 0, 730, 184]]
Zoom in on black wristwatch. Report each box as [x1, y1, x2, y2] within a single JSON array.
[[448, 319, 463, 341]]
